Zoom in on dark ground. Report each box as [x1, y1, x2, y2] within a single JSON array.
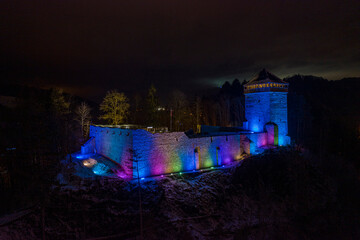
[[0, 147, 359, 240]]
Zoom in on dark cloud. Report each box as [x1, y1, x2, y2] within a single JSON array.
[[1, 0, 359, 100]]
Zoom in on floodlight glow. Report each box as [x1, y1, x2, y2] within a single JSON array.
[[92, 163, 110, 175], [82, 158, 97, 168]]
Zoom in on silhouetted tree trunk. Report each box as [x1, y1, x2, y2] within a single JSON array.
[[75, 102, 91, 142]]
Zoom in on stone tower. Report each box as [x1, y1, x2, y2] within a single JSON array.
[[244, 69, 290, 146]]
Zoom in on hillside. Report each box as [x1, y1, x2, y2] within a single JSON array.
[[1, 148, 359, 239]]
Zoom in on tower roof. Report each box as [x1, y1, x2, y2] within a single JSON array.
[[244, 69, 288, 93], [245, 69, 287, 85]]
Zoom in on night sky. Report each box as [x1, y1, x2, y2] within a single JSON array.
[[1, 0, 359, 100]]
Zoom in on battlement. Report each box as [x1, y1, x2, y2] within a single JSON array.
[[244, 83, 288, 93]]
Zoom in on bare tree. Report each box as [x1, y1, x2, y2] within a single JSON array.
[[75, 102, 92, 141]]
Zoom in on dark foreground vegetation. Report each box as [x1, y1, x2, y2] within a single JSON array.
[[0, 148, 359, 239]]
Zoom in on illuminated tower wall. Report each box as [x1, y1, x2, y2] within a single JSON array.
[[244, 69, 290, 146]]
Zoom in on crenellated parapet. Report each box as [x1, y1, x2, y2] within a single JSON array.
[[244, 82, 288, 93]]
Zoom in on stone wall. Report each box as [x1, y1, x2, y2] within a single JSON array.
[[245, 132, 268, 154], [245, 91, 290, 146], [89, 125, 133, 177], [245, 92, 271, 132], [132, 130, 244, 178], [89, 126, 270, 179], [81, 137, 95, 155], [269, 92, 289, 145]]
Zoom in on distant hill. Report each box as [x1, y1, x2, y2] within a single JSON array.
[[0, 83, 99, 111]]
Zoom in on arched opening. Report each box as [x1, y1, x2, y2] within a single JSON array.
[[216, 147, 220, 166], [194, 147, 201, 169], [265, 122, 279, 146]]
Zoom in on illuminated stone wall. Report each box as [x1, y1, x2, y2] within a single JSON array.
[[245, 91, 290, 146], [269, 92, 289, 145], [245, 132, 268, 154], [81, 137, 95, 154], [132, 130, 243, 178], [245, 92, 271, 133], [89, 125, 133, 177], [89, 126, 274, 179]]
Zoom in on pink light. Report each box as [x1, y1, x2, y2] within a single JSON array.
[[223, 157, 231, 164], [116, 170, 132, 180]]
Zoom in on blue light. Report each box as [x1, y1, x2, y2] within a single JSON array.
[[250, 124, 260, 132], [92, 163, 110, 176], [75, 153, 93, 160], [141, 177, 145, 180]]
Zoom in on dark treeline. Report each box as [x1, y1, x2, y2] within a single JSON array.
[[0, 85, 96, 213], [128, 79, 246, 131], [0, 85, 98, 162], [286, 75, 360, 167]]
